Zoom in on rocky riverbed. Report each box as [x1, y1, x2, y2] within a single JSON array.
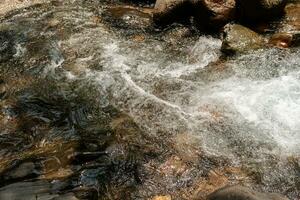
[[0, 0, 299, 200]]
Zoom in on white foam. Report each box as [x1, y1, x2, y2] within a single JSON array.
[[59, 22, 300, 156]]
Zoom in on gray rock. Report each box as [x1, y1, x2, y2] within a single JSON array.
[[221, 24, 266, 54], [208, 185, 289, 200]]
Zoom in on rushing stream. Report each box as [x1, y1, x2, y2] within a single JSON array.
[[0, 1, 299, 199]]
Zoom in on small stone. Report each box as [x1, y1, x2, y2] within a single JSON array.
[[152, 195, 172, 200], [91, 16, 102, 24], [269, 33, 293, 48], [132, 35, 145, 42], [48, 19, 60, 28]]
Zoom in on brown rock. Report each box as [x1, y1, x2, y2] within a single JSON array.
[[153, 0, 235, 30], [196, 0, 236, 29], [153, 0, 193, 26], [270, 3, 300, 47]]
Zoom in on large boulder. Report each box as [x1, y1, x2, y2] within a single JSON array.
[[221, 24, 266, 54], [153, 0, 236, 30], [236, 0, 287, 23], [207, 185, 289, 200]]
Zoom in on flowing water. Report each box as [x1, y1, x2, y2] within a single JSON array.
[[0, 1, 299, 199]]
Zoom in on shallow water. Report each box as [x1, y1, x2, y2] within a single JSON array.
[[0, 1, 299, 199]]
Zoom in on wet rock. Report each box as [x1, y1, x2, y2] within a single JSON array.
[[221, 24, 266, 54], [236, 0, 287, 23], [194, 0, 236, 30], [207, 185, 289, 200], [160, 25, 193, 46], [153, 0, 193, 26], [153, 0, 235, 30], [271, 3, 300, 47], [0, 181, 78, 200], [283, 3, 300, 32], [105, 6, 152, 31]]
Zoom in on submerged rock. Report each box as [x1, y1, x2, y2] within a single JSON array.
[[0, 181, 78, 200], [3, 162, 39, 181], [236, 0, 287, 23], [221, 24, 266, 54], [207, 185, 289, 200]]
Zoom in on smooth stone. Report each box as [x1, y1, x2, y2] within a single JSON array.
[[221, 24, 266, 54]]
